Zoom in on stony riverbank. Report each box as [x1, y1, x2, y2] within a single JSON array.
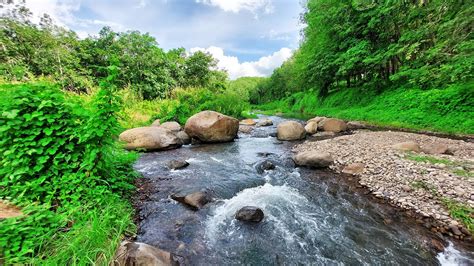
[[293, 130, 474, 241]]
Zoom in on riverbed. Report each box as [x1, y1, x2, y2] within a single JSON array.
[[133, 116, 474, 265]]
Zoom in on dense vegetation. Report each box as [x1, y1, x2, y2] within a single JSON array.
[[0, 67, 139, 264], [1, 0, 473, 263], [252, 0, 473, 134]]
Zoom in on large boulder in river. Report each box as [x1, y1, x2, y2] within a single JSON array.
[[114, 241, 181, 266], [184, 111, 239, 143], [319, 118, 347, 133], [293, 151, 333, 168], [119, 127, 182, 151], [161, 121, 181, 132], [235, 206, 264, 223], [277, 121, 306, 141], [171, 191, 212, 210], [304, 121, 318, 134]]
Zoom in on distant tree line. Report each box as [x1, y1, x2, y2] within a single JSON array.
[[0, 2, 227, 99], [251, 0, 473, 103]]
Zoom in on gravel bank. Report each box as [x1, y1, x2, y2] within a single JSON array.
[[293, 130, 474, 240]]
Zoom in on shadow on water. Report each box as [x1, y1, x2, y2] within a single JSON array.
[[133, 115, 474, 265]]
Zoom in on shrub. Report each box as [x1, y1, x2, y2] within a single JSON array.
[[0, 67, 137, 263]]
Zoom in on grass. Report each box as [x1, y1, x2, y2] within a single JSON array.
[[254, 83, 474, 135], [404, 153, 454, 165], [404, 152, 473, 179], [29, 196, 135, 265], [442, 198, 474, 234]]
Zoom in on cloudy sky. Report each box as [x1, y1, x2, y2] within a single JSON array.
[[12, 0, 303, 79]]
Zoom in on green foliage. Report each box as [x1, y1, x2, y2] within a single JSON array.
[[256, 83, 474, 134], [0, 74, 137, 263], [252, 0, 474, 126], [154, 88, 249, 125], [441, 198, 474, 235], [1, 3, 229, 99]]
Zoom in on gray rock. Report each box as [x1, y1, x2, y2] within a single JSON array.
[[235, 206, 264, 223], [167, 160, 189, 170], [255, 160, 276, 174]]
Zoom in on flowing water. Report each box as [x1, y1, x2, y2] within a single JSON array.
[[134, 116, 474, 265]]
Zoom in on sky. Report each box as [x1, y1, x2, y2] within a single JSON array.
[[9, 0, 304, 79]]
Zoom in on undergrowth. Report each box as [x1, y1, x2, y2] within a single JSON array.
[[255, 83, 474, 134], [0, 67, 138, 264]]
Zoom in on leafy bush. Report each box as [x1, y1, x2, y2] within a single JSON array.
[[0, 69, 137, 263]]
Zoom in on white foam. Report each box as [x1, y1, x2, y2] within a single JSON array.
[[437, 241, 474, 266], [205, 183, 314, 245]]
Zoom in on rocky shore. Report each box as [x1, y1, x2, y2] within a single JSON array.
[[293, 130, 474, 241]]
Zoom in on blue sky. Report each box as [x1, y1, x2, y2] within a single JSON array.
[[16, 0, 304, 79]]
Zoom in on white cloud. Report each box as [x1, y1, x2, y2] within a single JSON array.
[[1, 0, 125, 34], [190, 46, 292, 79], [196, 0, 273, 14]]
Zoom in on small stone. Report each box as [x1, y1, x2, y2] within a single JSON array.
[[449, 225, 462, 235], [430, 239, 445, 252], [401, 185, 412, 192], [167, 160, 189, 170], [235, 206, 264, 223], [342, 163, 365, 175]]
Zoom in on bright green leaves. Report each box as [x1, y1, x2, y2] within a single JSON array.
[[0, 80, 138, 263]]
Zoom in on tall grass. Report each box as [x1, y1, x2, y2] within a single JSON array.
[[256, 83, 474, 134]]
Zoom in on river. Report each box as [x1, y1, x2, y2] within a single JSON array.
[[133, 116, 474, 265]]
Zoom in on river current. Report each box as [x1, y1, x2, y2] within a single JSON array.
[[133, 116, 474, 265]]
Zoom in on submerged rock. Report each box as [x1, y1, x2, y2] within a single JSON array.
[[256, 118, 273, 127], [277, 121, 306, 141], [113, 241, 181, 266], [235, 206, 264, 223], [255, 160, 276, 174], [119, 127, 182, 151], [392, 141, 421, 152], [167, 160, 189, 170], [184, 111, 239, 143], [171, 191, 212, 210], [293, 151, 333, 168]]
